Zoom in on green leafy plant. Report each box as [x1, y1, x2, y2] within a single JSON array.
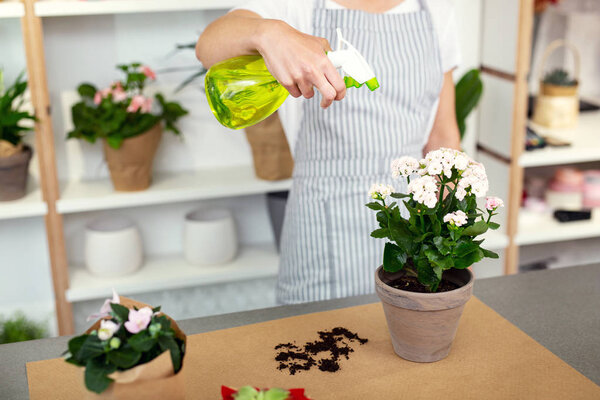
[[543, 68, 577, 86], [0, 70, 35, 146], [367, 148, 502, 292], [0, 312, 47, 344], [222, 385, 311, 400], [65, 292, 185, 394], [67, 62, 189, 150], [455, 69, 483, 140]]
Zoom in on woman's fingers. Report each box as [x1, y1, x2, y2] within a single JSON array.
[[324, 65, 346, 101], [313, 73, 338, 108]]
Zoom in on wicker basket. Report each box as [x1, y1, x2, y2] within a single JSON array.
[[532, 40, 580, 130]]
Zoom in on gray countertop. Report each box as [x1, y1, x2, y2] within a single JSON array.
[[1, 264, 599, 399]]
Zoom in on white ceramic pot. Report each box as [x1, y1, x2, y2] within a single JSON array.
[[85, 217, 143, 277], [184, 208, 238, 265]]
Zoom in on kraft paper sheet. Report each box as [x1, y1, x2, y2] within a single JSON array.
[[27, 297, 599, 399]]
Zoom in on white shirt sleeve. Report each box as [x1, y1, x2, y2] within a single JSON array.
[[231, 0, 311, 32]]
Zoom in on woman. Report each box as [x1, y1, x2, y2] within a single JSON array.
[[197, 0, 461, 304]]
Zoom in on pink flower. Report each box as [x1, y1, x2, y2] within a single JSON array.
[[93, 91, 102, 105], [486, 196, 504, 211], [127, 95, 146, 113], [98, 320, 119, 341], [87, 288, 120, 321], [111, 81, 128, 102], [124, 307, 153, 334], [141, 65, 156, 80], [141, 97, 153, 113]]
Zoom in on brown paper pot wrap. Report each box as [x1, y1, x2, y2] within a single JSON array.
[[83, 297, 186, 400], [375, 266, 473, 362], [103, 124, 162, 192], [0, 144, 32, 201], [245, 112, 294, 181]]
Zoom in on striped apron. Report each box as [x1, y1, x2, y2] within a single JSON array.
[[277, 0, 443, 304]]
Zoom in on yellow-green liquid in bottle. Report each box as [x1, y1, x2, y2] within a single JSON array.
[[205, 55, 289, 130]]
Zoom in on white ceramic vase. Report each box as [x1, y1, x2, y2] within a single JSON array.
[[85, 217, 143, 277], [184, 208, 238, 265]]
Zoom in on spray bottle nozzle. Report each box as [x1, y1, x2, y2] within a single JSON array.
[[328, 29, 379, 91]]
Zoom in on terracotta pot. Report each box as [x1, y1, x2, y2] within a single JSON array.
[[244, 112, 294, 181], [103, 124, 162, 192], [0, 145, 32, 201], [375, 266, 473, 362]]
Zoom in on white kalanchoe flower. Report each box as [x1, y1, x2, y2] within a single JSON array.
[[98, 320, 119, 341], [443, 210, 468, 227], [408, 176, 438, 208], [454, 153, 469, 171], [369, 183, 395, 200], [486, 196, 504, 211], [391, 156, 419, 178]]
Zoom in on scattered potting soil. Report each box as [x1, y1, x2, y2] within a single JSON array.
[[389, 276, 459, 293], [275, 327, 368, 375]]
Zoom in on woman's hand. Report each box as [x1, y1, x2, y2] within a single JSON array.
[[256, 20, 346, 108]]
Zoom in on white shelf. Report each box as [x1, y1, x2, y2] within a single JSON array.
[[520, 111, 600, 168], [0, 185, 47, 220], [66, 242, 279, 302], [516, 208, 600, 246], [57, 166, 292, 214], [34, 0, 241, 17], [0, 2, 24, 18]]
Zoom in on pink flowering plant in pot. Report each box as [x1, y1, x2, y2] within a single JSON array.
[[368, 148, 503, 362], [67, 63, 188, 191], [65, 290, 186, 397]]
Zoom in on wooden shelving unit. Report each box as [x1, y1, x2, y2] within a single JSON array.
[[0, 1, 24, 18], [0, 183, 47, 220]]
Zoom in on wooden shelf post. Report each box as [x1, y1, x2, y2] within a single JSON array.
[[21, 0, 74, 335]]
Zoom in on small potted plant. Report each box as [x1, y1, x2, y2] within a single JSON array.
[[0, 71, 35, 201], [65, 290, 186, 399], [68, 63, 188, 191], [367, 148, 502, 362], [541, 68, 578, 97], [221, 386, 311, 400]]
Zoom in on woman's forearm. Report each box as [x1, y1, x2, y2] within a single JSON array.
[[196, 10, 273, 68], [424, 71, 461, 154]]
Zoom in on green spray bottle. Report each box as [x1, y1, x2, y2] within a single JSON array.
[[205, 29, 379, 130]]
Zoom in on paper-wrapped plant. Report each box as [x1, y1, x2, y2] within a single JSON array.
[[65, 291, 186, 397], [221, 386, 311, 400]]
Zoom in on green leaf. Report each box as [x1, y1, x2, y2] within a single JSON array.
[[158, 336, 182, 373], [370, 228, 389, 239], [365, 202, 384, 211], [454, 240, 480, 258], [424, 247, 454, 270], [433, 236, 452, 256], [235, 386, 260, 400], [106, 134, 124, 150], [488, 222, 500, 230], [382, 242, 407, 273], [106, 346, 141, 369], [110, 303, 130, 322], [376, 211, 388, 227], [152, 306, 162, 313], [430, 215, 442, 236], [78, 335, 105, 360], [84, 357, 115, 394], [415, 258, 441, 292], [67, 334, 88, 362], [415, 232, 433, 243], [129, 331, 156, 352], [77, 83, 97, 99], [455, 248, 484, 269], [481, 248, 499, 259], [462, 220, 488, 236], [264, 388, 291, 400], [390, 193, 410, 199], [389, 223, 415, 255]]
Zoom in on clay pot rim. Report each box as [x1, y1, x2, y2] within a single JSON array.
[[375, 265, 474, 299]]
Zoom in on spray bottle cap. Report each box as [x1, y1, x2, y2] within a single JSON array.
[[327, 29, 379, 91]]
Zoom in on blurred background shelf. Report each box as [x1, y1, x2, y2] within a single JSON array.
[[57, 166, 292, 214], [66, 242, 279, 302], [516, 208, 600, 246], [0, 185, 47, 220], [34, 0, 241, 17], [519, 111, 600, 168], [480, 230, 509, 250], [0, 2, 24, 18]]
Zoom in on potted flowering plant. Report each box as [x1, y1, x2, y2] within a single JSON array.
[[367, 148, 503, 362], [68, 63, 188, 191], [0, 71, 35, 201], [221, 386, 311, 400], [65, 290, 186, 399]]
